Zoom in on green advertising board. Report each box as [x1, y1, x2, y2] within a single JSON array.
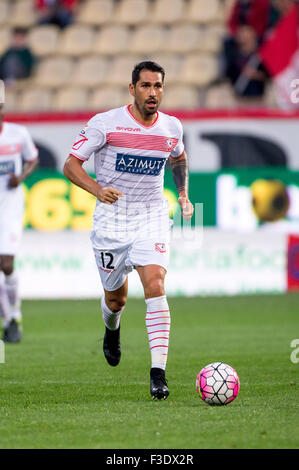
[[22, 168, 299, 231]]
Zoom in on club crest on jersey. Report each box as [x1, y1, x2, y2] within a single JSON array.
[[155, 243, 166, 253], [79, 123, 88, 135], [0, 161, 15, 175], [115, 154, 166, 175], [166, 138, 174, 150]]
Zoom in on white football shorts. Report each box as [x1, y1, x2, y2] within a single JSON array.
[[0, 187, 24, 256], [91, 217, 171, 291]]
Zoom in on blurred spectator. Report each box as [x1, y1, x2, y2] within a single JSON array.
[[227, 0, 295, 42], [35, 0, 79, 28], [0, 28, 36, 85], [273, 0, 296, 16], [223, 25, 269, 102], [228, 0, 272, 41]]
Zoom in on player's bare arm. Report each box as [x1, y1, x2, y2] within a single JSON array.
[[169, 151, 194, 220], [8, 158, 39, 188], [63, 154, 123, 204]]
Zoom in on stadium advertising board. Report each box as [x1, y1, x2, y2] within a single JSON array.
[[23, 169, 299, 231], [18, 229, 286, 299], [18, 168, 297, 298]]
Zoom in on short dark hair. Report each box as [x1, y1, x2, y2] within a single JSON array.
[[131, 61, 165, 86]]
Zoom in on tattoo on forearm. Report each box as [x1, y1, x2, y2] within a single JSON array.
[[170, 157, 189, 194]]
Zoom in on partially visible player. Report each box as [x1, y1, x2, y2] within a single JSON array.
[[0, 103, 39, 342], [64, 61, 194, 399]]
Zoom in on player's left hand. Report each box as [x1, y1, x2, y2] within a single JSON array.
[[178, 197, 194, 220], [8, 173, 21, 188]]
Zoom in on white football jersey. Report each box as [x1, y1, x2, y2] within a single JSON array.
[[0, 122, 38, 254], [70, 105, 184, 233], [0, 122, 38, 193]]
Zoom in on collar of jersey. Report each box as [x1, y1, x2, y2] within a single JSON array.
[[126, 105, 159, 129]]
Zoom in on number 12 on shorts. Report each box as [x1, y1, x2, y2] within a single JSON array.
[[100, 252, 115, 270]]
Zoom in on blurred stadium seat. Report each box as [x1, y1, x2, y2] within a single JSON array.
[[18, 87, 53, 111], [88, 87, 130, 109], [92, 26, 131, 56], [162, 85, 200, 109], [109, 55, 144, 86], [197, 26, 225, 54], [113, 0, 150, 26], [185, 0, 221, 24], [151, 54, 183, 84], [9, 0, 37, 28], [58, 25, 95, 57], [205, 82, 237, 108], [129, 25, 166, 54], [53, 87, 89, 111], [264, 84, 279, 108], [3, 87, 18, 111], [34, 57, 74, 88], [76, 0, 116, 27], [0, 27, 11, 55], [28, 25, 60, 57], [180, 53, 219, 86], [72, 56, 110, 87], [0, 0, 10, 26], [0, 0, 270, 112], [149, 0, 186, 25], [163, 24, 201, 53]]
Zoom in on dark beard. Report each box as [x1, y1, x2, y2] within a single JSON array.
[[135, 99, 158, 117]]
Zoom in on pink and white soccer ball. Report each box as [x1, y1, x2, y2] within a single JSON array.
[[196, 362, 240, 405]]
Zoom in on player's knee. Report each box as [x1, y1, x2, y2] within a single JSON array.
[[145, 277, 165, 298], [1, 259, 14, 276], [106, 296, 127, 313]]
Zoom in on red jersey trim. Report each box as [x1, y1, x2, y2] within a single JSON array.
[[106, 132, 178, 153], [27, 149, 39, 161], [126, 105, 159, 128], [170, 149, 185, 159], [69, 152, 86, 162], [0, 143, 22, 155]]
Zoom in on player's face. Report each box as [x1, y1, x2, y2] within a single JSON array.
[[130, 70, 164, 116]]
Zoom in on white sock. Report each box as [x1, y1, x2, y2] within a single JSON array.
[[101, 296, 124, 331], [0, 277, 10, 327], [5, 272, 21, 321], [145, 295, 170, 371]]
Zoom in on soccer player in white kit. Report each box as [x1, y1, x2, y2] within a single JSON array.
[[0, 103, 38, 342], [64, 62, 194, 399]]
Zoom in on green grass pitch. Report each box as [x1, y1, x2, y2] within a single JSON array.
[[0, 294, 298, 449]]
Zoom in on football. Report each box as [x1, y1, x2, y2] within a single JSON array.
[[196, 362, 240, 405]]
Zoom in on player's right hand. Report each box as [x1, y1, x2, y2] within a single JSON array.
[[8, 173, 21, 188], [98, 186, 124, 204]]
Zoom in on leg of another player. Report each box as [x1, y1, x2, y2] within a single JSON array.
[[136, 265, 170, 399], [0, 255, 22, 343], [102, 278, 128, 367]]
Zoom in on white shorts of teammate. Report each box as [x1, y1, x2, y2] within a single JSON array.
[[0, 187, 24, 256], [91, 221, 170, 292]]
